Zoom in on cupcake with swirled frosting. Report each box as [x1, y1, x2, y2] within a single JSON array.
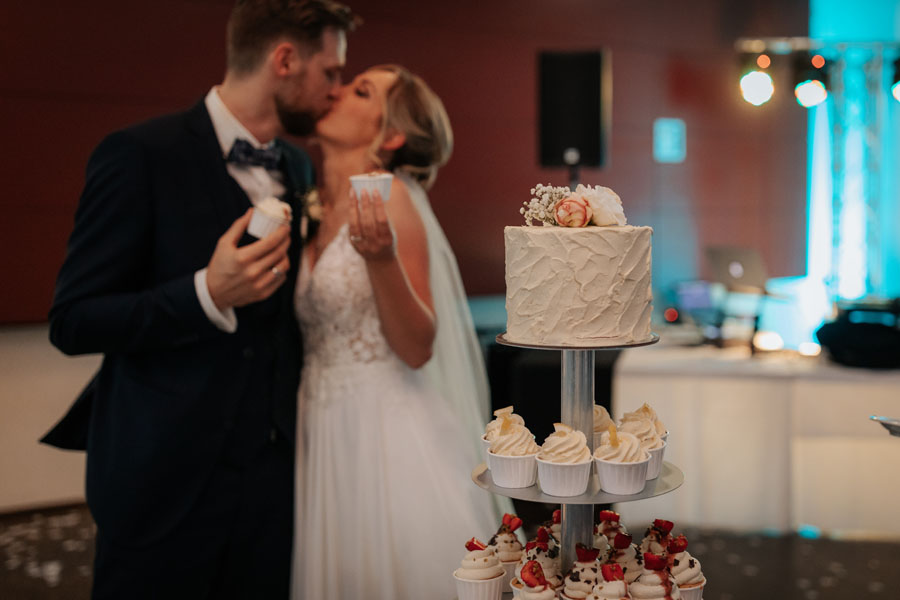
[[587, 563, 633, 599], [453, 538, 506, 600], [593, 404, 615, 448], [488, 417, 540, 488], [560, 544, 603, 599], [537, 423, 593, 496], [593, 426, 651, 495], [621, 403, 667, 440], [518, 560, 559, 599], [618, 410, 667, 480], [665, 536, 705, 600], [488, 513, 524, 590], [511, 527, 562, 594], [629, 553, 681, 600], [639, 519, 674, 556], [483, 405, 526, 463], [606, 533, 644, 584]]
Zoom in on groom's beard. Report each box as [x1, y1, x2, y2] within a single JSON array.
[[275, 97, 320, 137]]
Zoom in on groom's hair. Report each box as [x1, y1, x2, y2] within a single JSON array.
[[226, 0, 360, 74]]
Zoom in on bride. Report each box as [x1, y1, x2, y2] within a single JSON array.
[[292, 64, 506, 599]]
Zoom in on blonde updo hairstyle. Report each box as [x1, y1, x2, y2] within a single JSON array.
[[368, 65, 453, 190]]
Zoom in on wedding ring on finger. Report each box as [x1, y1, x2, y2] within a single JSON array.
[[349, 235, 363, 243], [271, 266, 283, 278]]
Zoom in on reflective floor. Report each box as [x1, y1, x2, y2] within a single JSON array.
[[1, 504, 898, 599]]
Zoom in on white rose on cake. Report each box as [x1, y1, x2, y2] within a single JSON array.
[[577, 185, 627, 226]]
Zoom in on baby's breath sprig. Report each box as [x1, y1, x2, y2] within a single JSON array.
[[520, 184, 571, 226]]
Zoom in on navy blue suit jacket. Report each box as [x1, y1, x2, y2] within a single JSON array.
[[45, 100, 311, 547]]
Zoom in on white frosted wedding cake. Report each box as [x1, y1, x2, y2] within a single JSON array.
[[504, 184, 653, 346]]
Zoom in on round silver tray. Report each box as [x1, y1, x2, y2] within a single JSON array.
[[870, 415, 900, 437], [495, 332, 660, 351], [471, 461, 683, 504]]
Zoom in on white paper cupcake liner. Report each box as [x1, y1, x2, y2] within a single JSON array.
[[481, 435, 492, 468], [536, 457, 592, 496], [678, 578, 706, 600], [453, 570, 505, 600], [645, 440, 667, 480], [247, 209, 289, 239], [509, 577, 522, 598], [349, 172, 393, 202], [487, 452, 538, 488], [594, 455, 650, 495], [499, 561, 517, 591]]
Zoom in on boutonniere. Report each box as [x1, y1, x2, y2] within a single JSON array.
[[298, 187, 322, 242]]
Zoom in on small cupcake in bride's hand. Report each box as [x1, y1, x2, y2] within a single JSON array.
[[453, 537, 505, 600], [487, 513, 524, 590], [487, 417, 540, 488], [593, 426, 650, 495], [483, 406, 525, 464], [537, 423, 592, 496]]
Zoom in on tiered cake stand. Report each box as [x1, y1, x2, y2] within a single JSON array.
[[472, 332, 684, 574]]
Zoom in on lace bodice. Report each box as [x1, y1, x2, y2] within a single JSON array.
[[294, 224, 395, 367]]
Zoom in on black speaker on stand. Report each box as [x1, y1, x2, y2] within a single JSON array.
[[538, 50, 612, 181]]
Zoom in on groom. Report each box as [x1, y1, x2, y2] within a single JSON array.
[[44, 1, 359, 597]]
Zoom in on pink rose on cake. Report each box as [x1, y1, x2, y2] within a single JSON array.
[[554, 195, 593, 227]]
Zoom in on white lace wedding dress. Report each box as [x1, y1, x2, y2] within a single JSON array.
[[291, 176, 504, 599]]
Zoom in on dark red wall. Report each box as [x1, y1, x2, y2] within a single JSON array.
[[1, 0, 808, 323]]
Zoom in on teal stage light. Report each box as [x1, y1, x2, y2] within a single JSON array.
[[793, 53, 829, 108]]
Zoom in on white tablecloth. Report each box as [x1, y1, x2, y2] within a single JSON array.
[[612, 342, 900, 538]]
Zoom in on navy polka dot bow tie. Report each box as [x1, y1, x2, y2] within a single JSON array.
[[226, 138, 283, 170]]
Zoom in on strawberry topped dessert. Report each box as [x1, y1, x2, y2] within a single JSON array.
[[453, 537, 506, 600], [605, 532, 643, 584], [664, 535, 705, 600], [560, 543, 604, 599], [519, 560, 559, 600], [511, 527, 562, 594], [597, 509, 628, 539], [587, 563, 633, 600], [640, 519, 674, 555], [488, 513, 525, 562], [629, 553, 681, 600]]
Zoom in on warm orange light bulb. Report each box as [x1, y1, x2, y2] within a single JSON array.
[[811, 54, 825, 69], [756, 54, 771, 69]]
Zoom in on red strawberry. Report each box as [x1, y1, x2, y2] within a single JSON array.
[[644, 552, 668, 572], [520, 560, 548, 588], [536, 527, 551, 544], [667, 534, 688, 555], [553, 509, 562, 524], [653, 519, 675, 534], [613, 532, 633, 550], [601, 563, 625, 582], [465, 537, 487, 552], [501, 513, 524, 533], [599, 510, 620, 523], [525, 540, 549, 552], [574, 543, 601, 563]]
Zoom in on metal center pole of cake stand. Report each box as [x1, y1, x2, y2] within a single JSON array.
[[559, 349, 595, 573]]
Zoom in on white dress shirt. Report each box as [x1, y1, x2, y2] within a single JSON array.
[[194, 86, 288, 333]]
